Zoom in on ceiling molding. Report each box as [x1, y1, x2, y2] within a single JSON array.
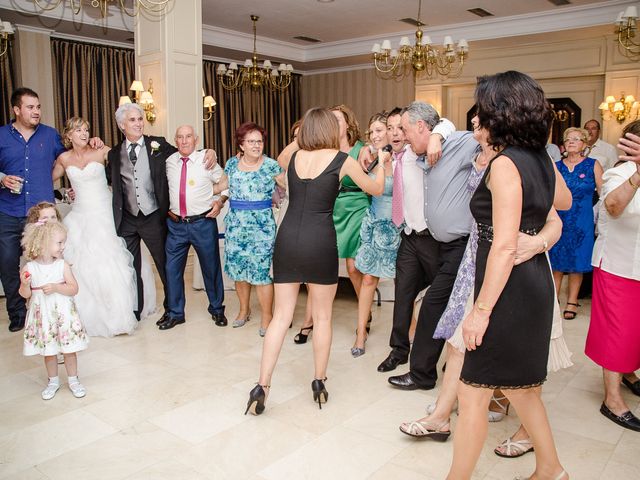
[[4, 0, 633, 67], [202, 24, 305, 62], [301, 0, 631, 62]]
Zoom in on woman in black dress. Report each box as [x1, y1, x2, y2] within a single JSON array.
[[447, 71, 567, 480], [245, 108, 390, 415]]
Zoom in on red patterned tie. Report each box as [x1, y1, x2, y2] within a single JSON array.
[[179, 157, 189, 217], [391, 150, 405, 227]]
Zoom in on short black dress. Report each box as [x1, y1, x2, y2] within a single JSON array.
[[273, 151, 348, 285], [460, 146, 555, 389]]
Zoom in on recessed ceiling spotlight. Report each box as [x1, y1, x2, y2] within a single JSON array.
[[317, 0, 335, 3]]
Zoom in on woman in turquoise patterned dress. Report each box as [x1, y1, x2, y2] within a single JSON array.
[[549, 127, 603, 319], [216, 123, 284, 336], [352, 112, 397, 357]]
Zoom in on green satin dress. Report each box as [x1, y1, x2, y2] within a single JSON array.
[[333, 141, 371, 258]]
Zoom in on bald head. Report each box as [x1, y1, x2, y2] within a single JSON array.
[[175, 125, 198, 157]]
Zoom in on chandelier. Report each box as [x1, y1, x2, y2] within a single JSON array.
[[371, 0, 468, 80], [614, 5, 639, 60], [31, 0, 171, 18], [216, 15, 293, 92], [599, 93, 639, 123]]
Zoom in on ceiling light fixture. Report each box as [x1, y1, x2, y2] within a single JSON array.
[[31, 0, 171, 18], [599, 92, 639, 123], [614, 5, 639, 61], [216, 15, 293, 92], [371, 0, 469, 80], [0, 19, 14, 58]]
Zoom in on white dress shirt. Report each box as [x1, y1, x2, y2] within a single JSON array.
[[592, 161, 640, 280], [166, 150, 223, 216], [401, 118, 456, 234], [589, 138, 618, 171]]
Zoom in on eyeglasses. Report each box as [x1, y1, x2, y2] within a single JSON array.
[[564, 137, 584, 143], [244, 139, 263, 146]]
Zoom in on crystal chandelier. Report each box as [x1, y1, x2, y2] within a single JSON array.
[[614, 5, 639, 61], [371, 0, 468, 80], [31, 0, 171, 18], [216, 15, 293, 92]]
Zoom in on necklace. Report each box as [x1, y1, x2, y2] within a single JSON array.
[[241, 155, 261, 169]]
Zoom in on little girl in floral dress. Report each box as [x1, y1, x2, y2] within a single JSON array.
[[19, 220, 89, 400]]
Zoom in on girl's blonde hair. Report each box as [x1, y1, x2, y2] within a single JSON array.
[[22, 221, 67, 261], [62, 117, 90, 149], [26, 202, 61, 224]]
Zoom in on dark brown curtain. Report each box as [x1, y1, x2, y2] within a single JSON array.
[[203, 59, 302, 164], [50, 38, 134, 146], [1, 36, 16, 126]]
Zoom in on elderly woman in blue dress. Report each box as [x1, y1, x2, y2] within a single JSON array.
[[549, 127, 603, 319], [214, 122, 285, 336], [351, 112, 398, 357]]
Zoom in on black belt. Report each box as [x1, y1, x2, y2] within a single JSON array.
[[339, 185, 364, 193], [408, 228, 431, 237], [167, 209, 211, 223]]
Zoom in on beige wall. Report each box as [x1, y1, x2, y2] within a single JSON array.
[[301, 68, 415, 133], [302, 29, 640, 146]]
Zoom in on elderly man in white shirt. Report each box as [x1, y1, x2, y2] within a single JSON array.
[[159, 125, 226, 330], [585, 119, 618, 171]]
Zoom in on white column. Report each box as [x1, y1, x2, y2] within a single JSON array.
[[134, 0, 203, 145]]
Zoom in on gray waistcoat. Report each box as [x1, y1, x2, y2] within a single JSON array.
[[120, 140, 158, 216]]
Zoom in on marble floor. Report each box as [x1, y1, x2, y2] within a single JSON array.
[[0, 274, 639, 480]]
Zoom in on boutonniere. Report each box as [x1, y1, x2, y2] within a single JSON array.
[[150, 141, 161, 154]]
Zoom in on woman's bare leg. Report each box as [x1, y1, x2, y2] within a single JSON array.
[[503, 387, 565, 479], [345, 258, 364, 299], [235, 281, 252, 319], [258, 283, 301, 387], [552, 271, 564, 299], [354, 274, 379, 349], [447, 383, 493, 479], [255, 283, 274, 330], [308, 283, 338, 379]]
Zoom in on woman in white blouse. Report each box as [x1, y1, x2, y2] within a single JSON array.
[[585, 121, 640, 432]]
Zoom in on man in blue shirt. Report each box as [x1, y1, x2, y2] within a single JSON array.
[[0, 88, 100, 332]]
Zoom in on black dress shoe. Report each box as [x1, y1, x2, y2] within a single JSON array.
[[377, 353, 408, 373], [622, 377, 640, 397], [600, 403, 640, 432], [212, 313, 227, 327], [8, 318, 25, 332], [155, 313, 169, 326], [158, 317, 185, 330], [388, 372, 433, 391]]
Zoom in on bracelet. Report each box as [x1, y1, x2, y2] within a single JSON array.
[[629, 175, 640, 190], [538, 233, 549, 252], [476, 302, 493, 312]]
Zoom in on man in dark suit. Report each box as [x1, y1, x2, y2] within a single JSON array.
[[107, 103, 174, 322]]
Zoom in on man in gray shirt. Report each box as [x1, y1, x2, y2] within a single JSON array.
[[387, 101, 479, 390]]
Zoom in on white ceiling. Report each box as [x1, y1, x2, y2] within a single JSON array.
[[1, 0, 637, 72]]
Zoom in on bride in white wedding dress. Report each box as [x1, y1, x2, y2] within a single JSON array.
[[53, 117, 149, 337]]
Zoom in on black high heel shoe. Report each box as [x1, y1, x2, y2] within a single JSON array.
[[311, 378, 328, 409], [245, 384, 269, 416], [294, 326, 313, 344]]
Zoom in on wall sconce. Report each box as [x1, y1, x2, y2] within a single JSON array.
[[120, 79, 156, 124], [599, 93, 639, 123], [0, 19, 15, 57], [203, 95, 216, 121]]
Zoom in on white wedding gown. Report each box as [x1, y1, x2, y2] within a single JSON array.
[[63, 162, 141, 337]]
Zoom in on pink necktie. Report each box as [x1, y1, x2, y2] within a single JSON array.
[[391, 150, 405, 227], [179, 157, 189, 217]]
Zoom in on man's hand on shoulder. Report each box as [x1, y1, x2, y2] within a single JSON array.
[[89, 137, 105, 149]]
